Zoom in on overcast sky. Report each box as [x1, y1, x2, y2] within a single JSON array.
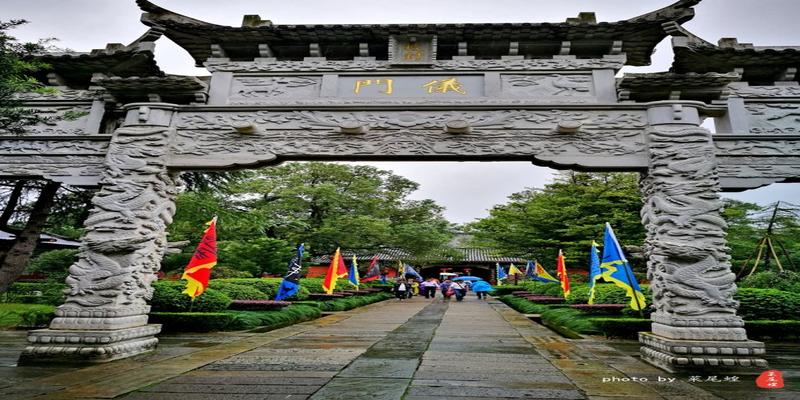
[[5, 0, 799, 223]]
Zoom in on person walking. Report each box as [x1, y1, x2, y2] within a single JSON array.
[[440, 279, 453, 302], [394, 279, 407, 301], [471, 280, 493, 300], [451, 281, 466, 302]]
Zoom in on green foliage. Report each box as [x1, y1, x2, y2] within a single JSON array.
[[565, 285, 591, 304], [467, 172, 646, 271], [734, 288, 800, 320], [588, 317, 651, 339], [226, 305, 322, 331], [520, 281, 565, 296], [0, 20, 51, 134], [498, 295, 550, 314], [150, 280, 231, 312], [0, 303, 55, 328], [149, 312, 237, 332], [207, 281, 268, 300], [3, 282, 65, 305], [212, 278, 309, 300], [540, 307, 598, 335], [739, 271, 800, 292], [744, 320, 800, 340], [491, 285, 525, 296], [315, 292, 392, 311], [217, 237, 295, 276], [209, 265, 254, 279], [301, 278, 357, 294], [23, 249, 78, 282]]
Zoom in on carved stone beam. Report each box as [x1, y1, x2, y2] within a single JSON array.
[[359, 43, 369, 57], [610, 40, 623, 55], [559, 41, 572, 56], [258, 43, 274, 58]]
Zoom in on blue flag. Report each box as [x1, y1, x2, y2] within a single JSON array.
[[600, 223, 647, 310], [348, 255, 360, 287], [275, 243, 304, 301], [496, 263, 508, 281], [587, 241, 602, 304], [525, 260, 536, 279], [404, 263, 422, 280]]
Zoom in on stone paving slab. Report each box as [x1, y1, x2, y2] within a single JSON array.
[[308, 377, 410, 400], [337, 357, 420, 378], [406, 385, 586, 399]]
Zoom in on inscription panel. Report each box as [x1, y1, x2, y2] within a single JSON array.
[[337, 75, 484, 98]]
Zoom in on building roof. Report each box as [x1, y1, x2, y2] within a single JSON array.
[[617, 71, 740, 103], [308, 247, 526, 265], [671, 33, 800, 86], [137, 0, 699, 67], [0, 230, 81, 248]]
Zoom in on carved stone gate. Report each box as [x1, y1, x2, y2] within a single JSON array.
[[4, 0, 799, 372]]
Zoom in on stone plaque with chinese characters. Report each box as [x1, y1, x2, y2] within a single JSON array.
[[338, 75, 483, 98], [390, 35, 436, 65]]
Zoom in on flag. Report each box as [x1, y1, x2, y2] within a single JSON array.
[[360, 255, 381, 282], [525, 260, 536, 279], [322, 248, 348, 294], [508, 263, 523, 276], [404, 263, 422, 280], [275, 243, 304, 301], [348, 255, 360, 288], [556, 249, 570, 299], [533, 260, 559, 283], [181, 217, 218, 299], [496, 263, 507, 286], [587, 241, 602, 305], [600, 223, 647, 310]]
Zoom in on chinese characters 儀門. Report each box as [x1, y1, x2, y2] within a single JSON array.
[[352, 77, 468, 96]]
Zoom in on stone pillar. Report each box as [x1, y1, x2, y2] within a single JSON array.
[[20, 104, 180, 364], [638, 104, 767, 373]]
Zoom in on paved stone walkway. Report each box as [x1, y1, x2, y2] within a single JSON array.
[[1, 295, 795, 399]]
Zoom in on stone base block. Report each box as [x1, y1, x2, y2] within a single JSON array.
[[640, 332, 767, 374], [18, 324, 161, 365]]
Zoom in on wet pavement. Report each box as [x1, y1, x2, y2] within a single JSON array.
[[0, 296, 797, 399]]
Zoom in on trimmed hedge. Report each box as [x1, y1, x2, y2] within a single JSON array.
[[151, 304, 324, 332], [734, 288, 800, 320], [150, 280, 231, 312], [316, 292, 392, 312], [739, 271, 800, 292], [0, 303, 55, 328], [3, 282, 66, 306], [589, 317, 651, 339], [491, 285, 526, 296], [208, 281, 268, 300], [301, 278, 357, 294], [744, 320, 800, 340]]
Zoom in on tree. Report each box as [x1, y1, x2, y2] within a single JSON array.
[[466, 171, 646, 269], [226, 162, 453, 256]]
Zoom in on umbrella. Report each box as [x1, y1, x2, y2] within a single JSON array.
[[471, 280, 494, 292], [452, 276, 482, 282]]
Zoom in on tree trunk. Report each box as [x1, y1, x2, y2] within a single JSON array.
[[0, 181, 61, 293], [0, 180, 26, 230]]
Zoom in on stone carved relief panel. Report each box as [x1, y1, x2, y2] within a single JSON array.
[[0, 139, 108, 155], [228, 76, 321, 104], [3, 105, 94, 136], [0, 155, 105, 185], [744, 103, 800, 135], [170, 109, 647, 169], [13, 89, 96, 101], [730, 85, 800, 98], [501, 74, 594, 100], [640, 125, 745, 341], [205, 57, 625, 73]]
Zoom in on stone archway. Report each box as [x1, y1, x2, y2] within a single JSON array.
[[4, 1, 798, 373]]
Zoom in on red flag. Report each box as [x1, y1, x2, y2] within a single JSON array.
[[182, 217, 218, 299], [556, 249, 570, 299], [361, 255, 381, 282], [322, 248, 348, 294]]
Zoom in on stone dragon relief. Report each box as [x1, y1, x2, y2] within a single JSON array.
[[52, 126, 179, 330], [1, 105, 95, 136], [228, 76, 321, 104], [170, 110, 648, 167], [745, 103, 800, 135], [730, 85, 800, 98], [640, 125, 745, 341], [502, 74, 593, 100]]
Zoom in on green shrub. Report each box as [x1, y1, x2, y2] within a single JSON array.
[[498, 295, 550, 314], [540, 307, 598, 334], [150, 312, 237, 332], [744, 320, 800, 339], [0, 304, 56, 328], [212, 278, 309, 300], [492, 285, 526, 296], [3, 282, 66, 305], [566, 285, 590, 304], [207, 281, 268, 300], [316, 292, 391, 312], [210, 265, 254, 279], [227, 305, 322, 330], [589, 317, 651, 339], [739, 271, 800, 292], [520, 281, 565, 296], [24, 249, 78, 282], [150, 280, 231, 312], [300, 278, 356, 293], [735, 288, 800, 320]]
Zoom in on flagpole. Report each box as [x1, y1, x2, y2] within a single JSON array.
[[188, 297, 195, 313], [621, 262, 644, 318]]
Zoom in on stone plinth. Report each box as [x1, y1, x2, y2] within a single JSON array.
[[640, 332, 766, 373], [19, 324, 161, 364]]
